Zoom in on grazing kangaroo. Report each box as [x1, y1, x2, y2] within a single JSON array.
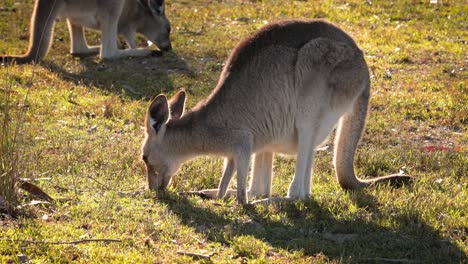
[[1, 0, 171, 64], [141, 19, 411, 204]]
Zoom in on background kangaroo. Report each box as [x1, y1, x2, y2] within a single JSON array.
[[1, 0, 171, 64], [141, 19, 412, 204]]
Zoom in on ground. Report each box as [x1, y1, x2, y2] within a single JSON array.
[[0, 0, 466, 263]]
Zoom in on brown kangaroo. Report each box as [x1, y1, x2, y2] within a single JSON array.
[[141, 19, 412, 204]]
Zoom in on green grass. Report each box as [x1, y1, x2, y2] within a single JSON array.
[[1, 0, 467, 263]]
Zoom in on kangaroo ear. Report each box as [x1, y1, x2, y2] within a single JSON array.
[[147, 94, 169, 133], [147, 0, 164, 15], [168, 91, 186, 120]]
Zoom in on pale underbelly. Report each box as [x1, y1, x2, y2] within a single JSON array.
[[57, 8, 100, 29]]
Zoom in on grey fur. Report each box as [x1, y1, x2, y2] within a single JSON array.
[[141, 19, 411, 204]]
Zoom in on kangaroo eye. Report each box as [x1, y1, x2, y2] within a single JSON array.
[[142, 155, 148, 163]]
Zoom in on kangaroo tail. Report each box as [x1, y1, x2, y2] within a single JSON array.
[[333, 82, 413, 190], [1, 0, 63, 64]]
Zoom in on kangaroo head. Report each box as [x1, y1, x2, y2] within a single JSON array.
[[141, 91, 186, 192], [138, 0, 172, 51]]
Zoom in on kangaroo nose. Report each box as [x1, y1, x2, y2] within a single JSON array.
[[160, 42, 172, 52]]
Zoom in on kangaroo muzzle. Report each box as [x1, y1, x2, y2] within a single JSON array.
[[159, 42, 172, 51], [147, 165, 170, 191]]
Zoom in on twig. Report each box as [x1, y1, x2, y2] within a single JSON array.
[[18, 180, 54, 202], [16, 200, 50, 208], [3, 238, 123, 245], [177, 250, 215, 260], [190, 235, 205, 245], [67, 99, 81, 106], [84, 174, 112, 191], [179, 30, 204, 36], [367, 257, 420, 263], [0, 87, 18, 94]]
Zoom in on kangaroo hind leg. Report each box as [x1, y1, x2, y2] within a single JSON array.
[[288, 125, 316, 200]]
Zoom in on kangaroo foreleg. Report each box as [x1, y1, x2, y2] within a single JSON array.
[[100, 15, 152, 59], [217, 158, 236, 199], [67, 21, 99, 56]]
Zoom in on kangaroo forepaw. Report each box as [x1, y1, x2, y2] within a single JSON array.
[[151, 50, 163, 57]]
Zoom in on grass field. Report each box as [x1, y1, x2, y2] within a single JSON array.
[[0, 0, 467, 263]]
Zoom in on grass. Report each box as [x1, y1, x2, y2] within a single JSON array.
[[0, 69, 20, 209], [0, 0, 467, 262]]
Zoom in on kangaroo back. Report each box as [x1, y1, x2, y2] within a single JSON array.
[[223, 19, 359, 75]]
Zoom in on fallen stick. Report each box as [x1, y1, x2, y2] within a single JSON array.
[[367, 257, 420, 263], [4, 238, 122, 245], [18, 180, 54, 202], [177, 250, 215, 260]]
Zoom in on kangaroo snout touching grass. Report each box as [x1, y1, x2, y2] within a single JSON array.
[[1, 0, 171, 64], [141, 19, 412, 204]]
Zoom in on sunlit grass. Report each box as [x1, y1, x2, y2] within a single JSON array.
[[0, 0, 466, 263]]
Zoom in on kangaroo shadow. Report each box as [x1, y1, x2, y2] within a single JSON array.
[[160, 191, 466, 263], [41, 50, 193, 99]]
